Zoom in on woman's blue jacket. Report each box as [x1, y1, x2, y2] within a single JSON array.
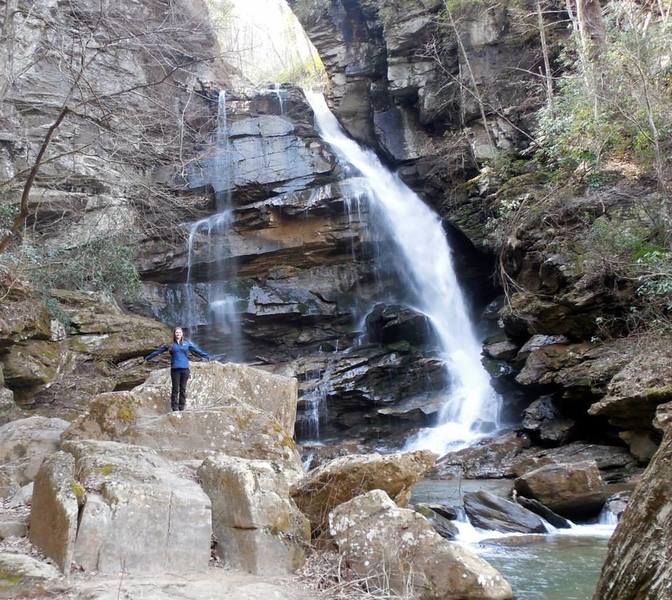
[[144, 340, 210, 369]]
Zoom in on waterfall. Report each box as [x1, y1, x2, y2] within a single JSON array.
[[304, 91, 501, 455], [181, 90, 242, 360]]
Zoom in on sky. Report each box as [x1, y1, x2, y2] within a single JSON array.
[[208, 0, 322, 84]]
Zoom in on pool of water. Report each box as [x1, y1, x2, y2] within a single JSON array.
[[412, 479, 612, 600], [479, 533, 610, 600]]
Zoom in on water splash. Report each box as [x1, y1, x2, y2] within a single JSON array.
[[304, 91, 501, 455]]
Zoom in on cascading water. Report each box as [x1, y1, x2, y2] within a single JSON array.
[[182, 90, 242, 360], [304, 91, 501, 455]]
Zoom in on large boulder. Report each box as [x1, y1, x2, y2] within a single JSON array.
[[134, 362, 299, 433], [432, 432, 531, 479], [198, 455, 310, 575], [291, 451, 435, 535], [29, 451, 79, 572], [0, 552, 63, 597], [329, 490, 512, 600], [62, 362, 302, 473], [0, 416, 70, 498], [31, 440, 212, 576], [514, 460, 606, 519], [463, 491, 548, 534], [594, 402, 672, 599]]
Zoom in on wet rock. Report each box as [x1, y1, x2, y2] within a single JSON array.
[[291, 451, 435, 535], [522, 396, 578, 446], [432, 432, 532, 479], [515, 497, 572, 529], [483, 339, 519, 361], [329, 490, 512, 600], [62, 440, 211, 575], [365, 303, 436, 347], [414, 502, 458, 521], [602, 491, 630, 521], [514, 460, 606, 519], [0, 416, 70, 498], [198, 455, 310, 575], [414, 504, 459, 539], [513, 338, 636, 407], [0, 552, 63, 597], [29, 451, 79, 572], [594, 402, 672, 599], [463, 491, 548, 534]]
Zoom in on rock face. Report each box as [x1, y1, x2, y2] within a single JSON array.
[[290, 0, 560, 245], [463, 491, 548, 534], [329, 490, 512, 600], [514, 460, 606, 519], [522, 396, 578, 446], [290, 450, 435, 534], [0, 289, 170, 418], [594, 402, 672, 599], [30, 440, 212, 575], [0, 416, 70, 498], [198, 455, 309, 575]]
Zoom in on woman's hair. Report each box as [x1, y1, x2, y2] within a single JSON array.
[[172, 327, 184, 343]]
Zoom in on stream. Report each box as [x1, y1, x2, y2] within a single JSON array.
[[412, 479, 614, 599]]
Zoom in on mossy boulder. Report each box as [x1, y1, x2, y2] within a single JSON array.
[[291, 450, 436, 535], [3, 340, 73, 389], [0, 291, 51, 349], [62, 362, 303, 474]]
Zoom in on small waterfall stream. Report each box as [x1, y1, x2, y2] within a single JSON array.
[[182, 90, 242, 360], [304, 91, 501, 454]]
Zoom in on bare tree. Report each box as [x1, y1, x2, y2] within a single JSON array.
[[0, 0, 234, 254]]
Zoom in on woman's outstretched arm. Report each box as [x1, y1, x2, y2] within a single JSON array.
[[144, 344, 169, 361], [188, 341, 210, 361]]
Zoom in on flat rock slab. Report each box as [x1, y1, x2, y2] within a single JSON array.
[[62, 571, 320, 600], [63, 363, 302, 473], [463, 490, 548, 534]]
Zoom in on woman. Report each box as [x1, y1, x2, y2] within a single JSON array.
[[144, 327, 210, 412]]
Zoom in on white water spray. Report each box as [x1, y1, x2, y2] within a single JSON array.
[[304, 91, 501, 454]]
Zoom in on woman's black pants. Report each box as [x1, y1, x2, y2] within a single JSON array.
[[170, 368, 190, 411]]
